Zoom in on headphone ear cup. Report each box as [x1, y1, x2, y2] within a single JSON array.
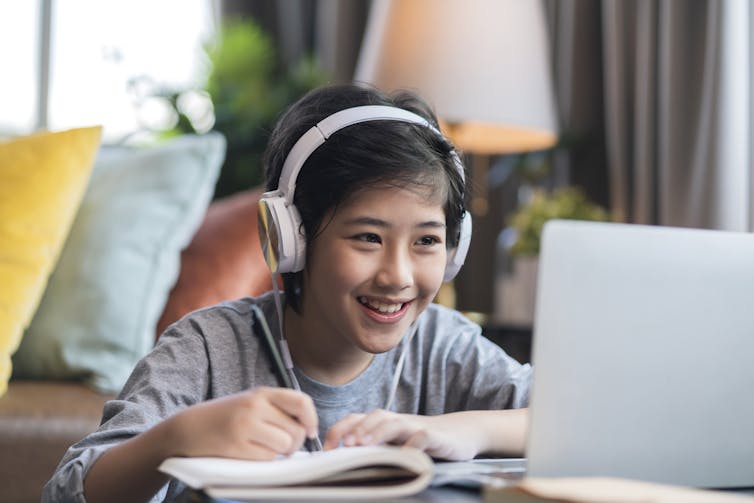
[[286, 203, 307, 272], [443, 212, 472, 282], [258, 195, 307, 274]]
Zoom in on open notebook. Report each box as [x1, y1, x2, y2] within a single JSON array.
[[159, 445, 434, 500]]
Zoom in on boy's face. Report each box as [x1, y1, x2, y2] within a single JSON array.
[[300, 185, 447, 355]]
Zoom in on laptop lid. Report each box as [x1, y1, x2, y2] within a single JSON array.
[[526, 220, 754, 488]]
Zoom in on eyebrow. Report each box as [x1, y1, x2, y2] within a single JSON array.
[[343, 216, 446, 229]]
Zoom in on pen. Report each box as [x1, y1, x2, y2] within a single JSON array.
[[251, 305, 323, 452]]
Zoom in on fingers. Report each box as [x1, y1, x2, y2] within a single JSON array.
[[180, 387, 318, 460], [239, 387, 318, 455], [404, 429, 431, 451], [264, 387, 319, 439], [242, 400, 308, 456], [325, 410, 422, 449], [324, 410, 474, 461], [228, 438, 279, 461], [324, 413, 366, 449], [347, 410, 413, 445]]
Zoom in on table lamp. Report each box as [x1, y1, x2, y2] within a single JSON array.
[[354, 0, 558, 314]]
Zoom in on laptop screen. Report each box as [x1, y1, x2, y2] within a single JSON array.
[[526, 220, 754, 488]]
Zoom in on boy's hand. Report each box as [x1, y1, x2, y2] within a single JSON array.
[[168, 387, 318, 460], [323, 409, 482, 461]]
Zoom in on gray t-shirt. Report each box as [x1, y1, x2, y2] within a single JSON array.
[[43, 292, 531, 502]]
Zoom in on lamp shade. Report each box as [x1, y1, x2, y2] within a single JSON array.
[[355, 0, 558, 154]]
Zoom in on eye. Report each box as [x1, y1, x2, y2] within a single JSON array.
[[353, 233, 381, 244], [417, 235, 442, 247]]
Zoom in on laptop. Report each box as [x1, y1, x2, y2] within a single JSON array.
[[525, 219, 754, 488]]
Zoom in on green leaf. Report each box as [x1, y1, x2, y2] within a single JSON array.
[[507, 187, 610, 257]]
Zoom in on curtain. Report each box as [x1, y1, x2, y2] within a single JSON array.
[[544, 0, 609, 210], [548, 0, 752, 231], [221, 0, 368, 83]]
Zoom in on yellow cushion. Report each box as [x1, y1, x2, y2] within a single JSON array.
[[0, 126, 101, 396]]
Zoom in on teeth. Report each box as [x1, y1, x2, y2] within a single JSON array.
[[359, 297, 404, 314]]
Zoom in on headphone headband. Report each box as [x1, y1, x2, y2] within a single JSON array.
[[276, 106, 452, 201]]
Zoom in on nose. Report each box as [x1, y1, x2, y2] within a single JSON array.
[[375, 246, 414, 291]]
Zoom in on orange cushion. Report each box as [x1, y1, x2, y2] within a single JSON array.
[[156, 189, 273, 337]]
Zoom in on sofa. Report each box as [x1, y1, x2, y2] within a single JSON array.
[[0, 130, 272, 502]]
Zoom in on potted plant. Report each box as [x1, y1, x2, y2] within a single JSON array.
[[203, 20, 327, 198], [494, 186, 610, 325]]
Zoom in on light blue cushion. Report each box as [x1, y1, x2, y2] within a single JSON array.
[[12, 133, 225, 393]]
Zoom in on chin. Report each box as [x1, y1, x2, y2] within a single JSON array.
[[359, 341, 400, 354], [355, 326, 412, 354]]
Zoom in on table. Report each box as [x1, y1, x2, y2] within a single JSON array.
[[176, 483, 754, 503], [176, 485, 486, 503]]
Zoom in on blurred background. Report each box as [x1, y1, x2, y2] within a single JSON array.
[[2, 0, 752, 326], [5, 4, 752, 498]]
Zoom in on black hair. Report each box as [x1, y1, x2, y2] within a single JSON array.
[[263, 84, 467, 312]]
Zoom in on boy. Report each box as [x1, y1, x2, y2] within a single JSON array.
[[45, 84, 531, 503]]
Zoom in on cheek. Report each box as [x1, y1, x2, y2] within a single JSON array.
[[309, 245, 369, 287], [416, 254, 448, 292]]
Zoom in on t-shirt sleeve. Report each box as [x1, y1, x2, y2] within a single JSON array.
[[445, 329, 532, 411], [42, 320, 211, 503], [419, 306, 532, 414]]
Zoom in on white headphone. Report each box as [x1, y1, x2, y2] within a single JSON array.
[[258, 105, 472, 282]]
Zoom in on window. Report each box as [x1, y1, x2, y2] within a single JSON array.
[[0, 1, 41, 135], [0, 0, 216, 142]]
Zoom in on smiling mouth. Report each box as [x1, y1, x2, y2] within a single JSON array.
[[357, 296, 409, 315]]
